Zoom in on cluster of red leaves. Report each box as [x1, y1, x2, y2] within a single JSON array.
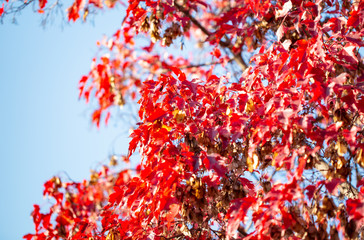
[[23, 167, 132, 240], [77, 21, 214, 127], [10, 0, 364, 239]]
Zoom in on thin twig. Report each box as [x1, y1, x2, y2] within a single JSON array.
[[174, 2, 247, 71], [160, 59, 233, 74]]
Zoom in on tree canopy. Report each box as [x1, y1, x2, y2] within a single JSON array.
[[2, 0, 364, 239]]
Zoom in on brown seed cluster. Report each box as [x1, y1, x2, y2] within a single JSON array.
[[105, 230, 121, 240], [176, 174, 247, 229], [177, 175, 207, 224], [140, 14, 162, 43], [139, 9, 188, 47], [109, 76, 125, 107], [162, 23, 182, 47]]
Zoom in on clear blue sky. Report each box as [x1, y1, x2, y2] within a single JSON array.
[[0, 6, 130, 239]]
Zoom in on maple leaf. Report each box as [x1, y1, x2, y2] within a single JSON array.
[[347, 11, 360, 28], [203, 153, 227, 177]]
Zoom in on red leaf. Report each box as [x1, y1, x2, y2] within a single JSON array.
[[23, 234, 35, 240], [146, 106, 167, 122], [39, 0, 47, 9], [239, 178, 254, 190], [92, 109, 102, 128], [67, 0, 85, 22], [166, 204, 180, 226], [128, 128, 141, 157], [104, 111, 111, 125], [108, 186, 123, 205], [31, 204, 42, 232], [324, 18, 341, 32], [226, 197, 255, 239], [114, 170, 130, 186], [212, 48, 221, 58], [203, 154, 227, 177], [297, 157, 306, 178], [0, 4, 4, 16], [357, 177, 364, 188], [347, 197, 364, 220], [325, 178, 344, 194], [305, 185, 316, 200], [89, 0, 102, 8], [78, 75, 89, 99], [169, 67, 186, 81], [347, 11, 359, 28]]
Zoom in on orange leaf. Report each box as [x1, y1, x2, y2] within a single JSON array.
[[166, 204, 180, 227]]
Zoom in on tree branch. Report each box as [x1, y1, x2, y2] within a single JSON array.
[[313, 156, 358, 199], [160, 59, 234, 74], [174, 2, 247, 71]]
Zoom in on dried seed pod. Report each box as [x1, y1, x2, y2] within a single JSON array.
[[269, 224, 282, 239], [336, 157, 346, 169], [330, 227, 340, 240], [245, 98, 255, 114], [90, 171, 99, 185], [305, 155, 314, 169], [247, 152, 259, 172], [180, 223, 192, 237], [106, 230, 121, 240], [317, 222, 328, 239], [104, 0, 117, 8], [156, 8, 164, 20], [356, 148, 364, 167], [114, 93, 125, 107], [150, 30, 161, 43], [321, 196, 336, 218], [162, 36, 173, 46], [162, 23, 182, 46], [345, 219, 357, 239], [149, 14, 161, 43], [52, 176, 62, 188], [335, 141, 347, 157], [109, 155, 118, 166], [262, 181, 272, 193], [140, 17, 150, 32], [333, 108, 350, 126]]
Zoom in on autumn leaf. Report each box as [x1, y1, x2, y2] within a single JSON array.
[[203, 154, 227, 177], [38, 0, 47, 9], [347, 11, 360, 28], [0, 3, 4, 16], [166, 204, 180, 227]]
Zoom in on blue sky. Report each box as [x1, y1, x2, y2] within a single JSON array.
[[0, 6, 130, 239]]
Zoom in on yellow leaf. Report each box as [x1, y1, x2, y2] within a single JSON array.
[[161, 124, 172, 131], [337, 157, 346, 169], [245, 99, 255, 114], [247, 152, 259, 172], [335, 141, 347, 157], [356, 148, 364, 167]]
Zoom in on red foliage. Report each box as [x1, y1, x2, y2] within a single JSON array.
[[2, 0, 364, 239], [38, 0, 47, 10], [0, 3, 4, 16]]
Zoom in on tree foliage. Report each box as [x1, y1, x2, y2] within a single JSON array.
[[2, 0, 364, 239]]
